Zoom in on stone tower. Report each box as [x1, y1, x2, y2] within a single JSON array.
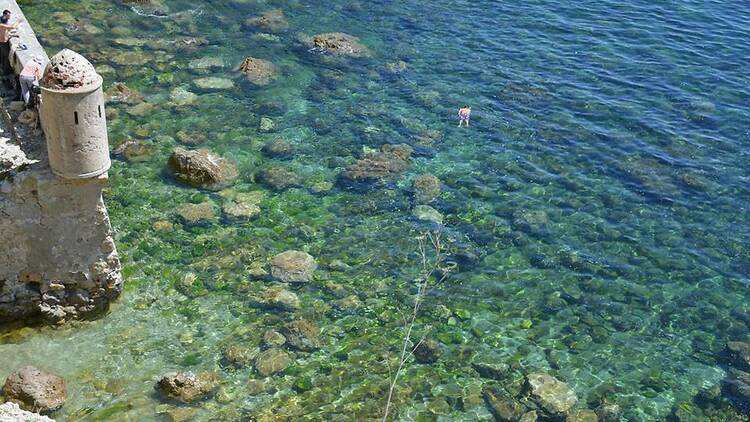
[[39, 49, 110, 179]]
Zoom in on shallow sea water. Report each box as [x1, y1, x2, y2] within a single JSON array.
[[2, 0, 750, 420]]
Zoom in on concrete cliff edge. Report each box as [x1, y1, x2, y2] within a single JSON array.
[[0, 0, 122, 324]]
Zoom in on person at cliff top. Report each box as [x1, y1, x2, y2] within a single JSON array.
[[458, 105, 471, 127], [0, 10, 24, 75], [19, 55, 42, 106]]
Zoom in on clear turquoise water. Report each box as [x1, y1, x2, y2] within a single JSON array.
[[2, 0, 750, 420]]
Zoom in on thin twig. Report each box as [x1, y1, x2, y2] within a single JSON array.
[[382, 232, 449, 422]]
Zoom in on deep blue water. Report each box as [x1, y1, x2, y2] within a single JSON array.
[[1, 0, 749, 420]]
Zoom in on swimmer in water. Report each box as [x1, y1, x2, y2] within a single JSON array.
[[458, 105, 471, 127]]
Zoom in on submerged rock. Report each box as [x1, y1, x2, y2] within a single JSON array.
[[259, 117, 275, 132], [176, 201, 217, 226], [282, 319, 321, 351], [259, 286, 300, 311], [413, 338, 443, 363], [483, 386, 525, 422], [257, 167, 301, 191], [306, 32, 371, 57], [105, 82, 143, 104], [170, 87, 198, 106], [0, 402, 54, 422], [222, 191, 263, 221], [412, 205, 443, 225], [262, 138, 293, 158], [413, 174, 441, 203], [221, 345, 258, 368], [126, 102, 156, 117], [566, 409, 599, 422], [725, 341, 750, 370], [594, 399, 621, 422], [255, 348, 290, 376], [270, 250, 317, 283], [2, 366, 67, 413], [526, 373, 577, 416], [193, 77, 235, 90], [155, 372, 218, 403], [237, 57, 279, 86], [339, 143, 412, 186], [168, 148, 239, 191], [113, 140, 154, 162], [245, 9, 288, 33], [262, 330, 287, 349]]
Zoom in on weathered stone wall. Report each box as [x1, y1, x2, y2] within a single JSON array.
[[0, 170, 122, 323], [0, 0, 121, 324]]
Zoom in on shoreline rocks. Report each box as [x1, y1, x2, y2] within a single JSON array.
[[2, 366, 67, 414]]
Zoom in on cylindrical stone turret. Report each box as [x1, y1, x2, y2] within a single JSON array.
[[40, 49, 110, 179]]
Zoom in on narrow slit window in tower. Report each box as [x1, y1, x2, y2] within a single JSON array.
[[98, 105, 102, 118], [74, 111, 79, 125]]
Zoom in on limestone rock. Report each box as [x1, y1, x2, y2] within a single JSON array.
[[339, 144, 412, 185], [257, 167, 301, 191], [307, 32, 371, 57], [270, 250, 317, 283], [261, 139, 292, 158], [2, 366, 67, 413], [259, 286, 300, 311], [168, 148, 239, 191], [175, 130, 207, 146], [413, 174, 441, 203], [412, 205, 443, 225], [245, 10, 288, 33], [0, 402, 54, 422], [237, 57, 279, 86], [282, 319, 321, 351], [526, 373, 577, 415], [255, 348, 290, 376], [155, 372, 218, 403], [176, 201, 217, 226], [413, 338, 442, 364]]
